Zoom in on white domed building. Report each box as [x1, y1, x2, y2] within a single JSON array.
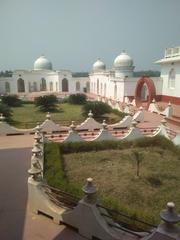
[[92, 59, 106, 73], [1, 47, 180, 105], [34, 55, 53, 71], [89, 51, 138, 101], [89, 47, 180, 105], [0, 55, 89, 96]]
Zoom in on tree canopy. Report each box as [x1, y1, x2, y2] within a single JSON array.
[[35, 95, 58, 112]]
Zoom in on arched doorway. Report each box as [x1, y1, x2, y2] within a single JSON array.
[[76, 81, 80, 91], [114, 84, 117, 100], [33, 82, 37, 92], [104, 83, 106, 96], [141, 83, 148, 100], [41, 78, 47, 91], [5, 82, 10, 93], [17, 78, 25, 92], [97, 79, 99, 94], [62, 78, 68, 92], [49, 82, 53, 91], [135, 76, 156, 109], [86, 81, 90, 92]]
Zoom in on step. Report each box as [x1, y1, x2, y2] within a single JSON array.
[[172, 115, 180, 120], [166, 117, 180, 127]]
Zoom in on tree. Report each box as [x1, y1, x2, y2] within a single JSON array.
[[132, 150, 143, 178], [68, 93, 87, 104], [82, 101, 111, 117], [0, 103, 12, 122], [35, 95, 58, 112], [1, 95, 22, 107]]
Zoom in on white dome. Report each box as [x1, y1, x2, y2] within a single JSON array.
[[34, 55, 53, 70], [113, 51, 133, 68], [92, 59, 106, 72]]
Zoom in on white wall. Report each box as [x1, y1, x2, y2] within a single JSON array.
[[160, 62, 180, 97]]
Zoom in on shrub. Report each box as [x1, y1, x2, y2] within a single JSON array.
[[0, 103, 12, 121], [35, 95, 58, 112], [82, 101, 111, 117], [68, 93, 87, 104], [1, 95, 22, 107], [111, 109, 127, 118], [22, 100, 33, 104]]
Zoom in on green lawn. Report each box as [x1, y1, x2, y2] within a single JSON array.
[[44, 138, 180, 227], [64, 148, 180, 224], [11, 103, 84, 128], [11, 103, 123, 128]]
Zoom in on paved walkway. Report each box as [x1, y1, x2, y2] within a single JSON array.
[[0, 137, 87, 240], [0, 135, 34, 149]]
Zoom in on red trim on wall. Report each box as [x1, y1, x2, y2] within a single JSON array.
[[156, 95, 180, 105]]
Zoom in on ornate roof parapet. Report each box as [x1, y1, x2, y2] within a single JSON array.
[[142, 202, 180, 239], [63, 121, 84, 142]]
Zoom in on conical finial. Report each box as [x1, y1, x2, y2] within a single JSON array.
[[28, 161, 41, 179], [160, 202, 180, 224], [46, 112, 51, 120], [35, 122, 42, 132], [70, 121, 76, 131], [32, 142, 42, 155], [34, 131, 42, 142], [0, 113, 5, 122], [168, 101, 171, 107], [82, 178, 97, 204], [102, 119, 107, 130], [88, 110, 93, 118]]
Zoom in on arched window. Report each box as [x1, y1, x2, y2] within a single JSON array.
[[62, 78, 69, 92], [17, 78, 25, 92], [76, 81, 80, 91], [168, 68, 175, 88], [5, 82, 10, 93], [114, 84, 117, 99], [50, 82, 53, 91], [104, 83, 106, 96], [86, 81, 90, 92], [41, 78, 47, 91], [97, 79, 99, 94]]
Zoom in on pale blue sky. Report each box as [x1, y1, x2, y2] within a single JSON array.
[[0, 0, 180, 71]]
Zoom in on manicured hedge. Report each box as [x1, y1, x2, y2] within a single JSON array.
[[59, 136, 180, 155]]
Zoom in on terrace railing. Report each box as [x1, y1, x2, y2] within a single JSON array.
[[42, 183, 156, 233]]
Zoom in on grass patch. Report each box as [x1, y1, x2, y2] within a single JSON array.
[[11, 103, 124, 128], [11, 103, 84, 128], [44, 136, 180, 227]]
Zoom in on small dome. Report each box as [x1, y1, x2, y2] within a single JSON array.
[[113, 51, 133, 68], [92, 59, 106, 72], [34, 55, 53, 70]]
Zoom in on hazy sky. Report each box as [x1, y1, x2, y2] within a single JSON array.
[[0, 0, 180, 72]]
